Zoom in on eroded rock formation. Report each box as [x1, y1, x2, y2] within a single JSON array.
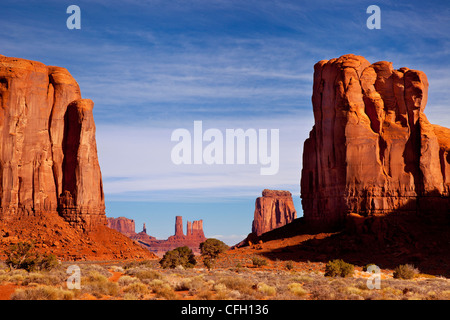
[[301, 54, 450, 227], [252, 189, 297, 236], [138, 216, 207, 256], [0, 55, 106, 229], [107, 217, 136, 237], [107, 215, 207, 256], [167, 216, 206, 242]]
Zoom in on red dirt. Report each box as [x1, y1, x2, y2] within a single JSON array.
[[0, 284, 18, 300], [228, 216, 450, 277], [0, 213, 157, 261], [108, 271, 123, 282]]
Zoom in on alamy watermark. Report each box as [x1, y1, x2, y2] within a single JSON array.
[[171, 121, 279, 175], [366, 5, 381, 29], [366, 264, 381, 289], [67, 5, 81, 30], [66, 265, 81, 289]]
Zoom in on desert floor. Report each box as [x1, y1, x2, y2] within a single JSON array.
[[1, 253, 449, 300]]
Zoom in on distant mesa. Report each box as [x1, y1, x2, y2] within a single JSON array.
[[107, 215, 207, 256], [107, 217, 136, 237]]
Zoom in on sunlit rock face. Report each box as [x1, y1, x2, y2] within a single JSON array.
[[301, 54, 450, 227]]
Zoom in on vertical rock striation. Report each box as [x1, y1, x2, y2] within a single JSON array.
[[0, 55, 106, 229], [301, 54, 450, 228]]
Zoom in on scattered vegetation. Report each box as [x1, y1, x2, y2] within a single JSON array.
[[288, 283, 308, 297], [285, 261, 294, 271], [1, 251, 449, 300], [4, 242, 59, 272], [200, 238, 229, 270], [324, 259, 355, 278], [81, 271, 119, 298], [159, 246, 197, 269], [11, 285, 75, 300], [393, 264, 419, 280], [252, 256, 268, 267]]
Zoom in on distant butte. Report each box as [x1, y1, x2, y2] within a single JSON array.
[[235, 189, 297, 247], [107, 216, 207, 256], [252, 189, 297, 236]]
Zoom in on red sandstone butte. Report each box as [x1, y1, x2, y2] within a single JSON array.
[[0, 55, 105, 230], [301, 54, 450, 227], [252, 189, 297, 236], [107, 215, 207, 256], [167, 216, 206, 243], [140, 216, 207, 256], [107, 217, 136, 237]]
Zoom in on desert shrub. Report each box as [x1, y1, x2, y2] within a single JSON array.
[[125, 268, 162, 282], [159, 246, 196, 269], [174, 276, 208, 294], [79, 264, 111, 278], [21, 272, 64, 286], [11, 285, 74, 300], [200, 238, 229, 270], [123, 282, 149, 297], [109, 265, 125, 273], [324, 259, 354, 278], [252, 256, 268, 267], [118, 275, 140, 287], [4, 242, 59, 272], [217, 276, 254, 296], [285, 261, 294, 270], [81, 271, 119, 298], [148, 279, 177, 300], [288, 283, 308, 297], [257, 282, 276, 296], [213, 283, 227, 292], [292, 273, 316, 284], [39, 254, 59, 271], [123, 260, 154, 270], [393, 264, 419, 280]]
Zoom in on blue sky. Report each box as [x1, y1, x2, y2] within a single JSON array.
[[1, 0, 449, 244]]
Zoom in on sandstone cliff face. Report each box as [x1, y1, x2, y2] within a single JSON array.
[[252, 189, 297, 236], [0, 55, 105, 229], [301, 54, 450, 227]]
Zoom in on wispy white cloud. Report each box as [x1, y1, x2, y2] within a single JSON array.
[[96, 112, 312, 202]]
